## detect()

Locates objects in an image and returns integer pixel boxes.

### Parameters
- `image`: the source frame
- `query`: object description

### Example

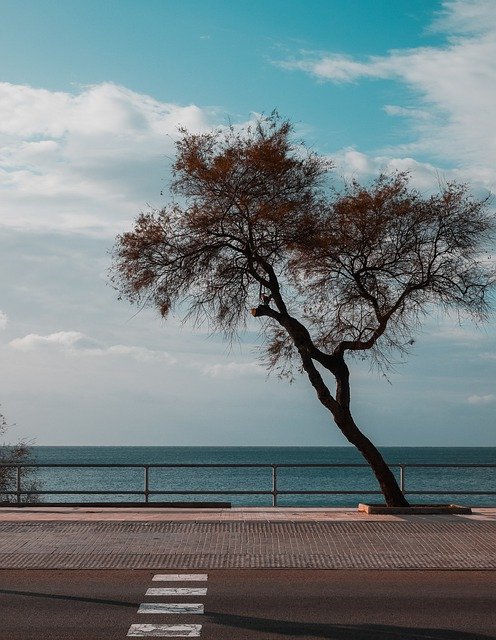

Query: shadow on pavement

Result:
[0,588,138,608]
[206,611,495,639]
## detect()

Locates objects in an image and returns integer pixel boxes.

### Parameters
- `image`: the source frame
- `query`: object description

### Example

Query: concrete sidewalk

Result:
[0,507,495,571]
[1,505,495,522]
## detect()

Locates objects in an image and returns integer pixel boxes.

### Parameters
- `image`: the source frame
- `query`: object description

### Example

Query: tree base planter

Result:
[358,503,472,515]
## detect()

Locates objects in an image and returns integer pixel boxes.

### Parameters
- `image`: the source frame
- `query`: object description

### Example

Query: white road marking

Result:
[152,574,208,582]
[127,624,201,637]
[145,587,207,596]
[138,603,204,614]
[128,574,208,636]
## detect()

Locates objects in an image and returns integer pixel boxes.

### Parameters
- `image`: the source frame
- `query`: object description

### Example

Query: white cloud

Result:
[383,105,432,121]
[9,331,87,350]
[467,393,495,405]
[9,330,176,363]
[427,317,491,344]
[432,0,496,34]
[0,82,209,143]
[200,361,264,378]
[0,310,7,330]
[281,0,496,190]
[85,344,176,364]
[287,54,382,83]
[0,82,215,236]
[331,148,448,190]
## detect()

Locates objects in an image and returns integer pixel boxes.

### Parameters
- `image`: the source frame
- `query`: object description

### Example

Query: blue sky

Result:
[0,0,495,446]
[0,1,442,154]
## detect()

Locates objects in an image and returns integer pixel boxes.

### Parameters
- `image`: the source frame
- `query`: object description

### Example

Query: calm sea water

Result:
[24,446,496,507]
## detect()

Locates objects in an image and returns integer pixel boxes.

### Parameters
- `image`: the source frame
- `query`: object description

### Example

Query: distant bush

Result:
[0,408,40,504]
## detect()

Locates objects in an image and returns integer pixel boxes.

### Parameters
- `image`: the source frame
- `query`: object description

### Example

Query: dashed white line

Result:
[152,574,208,582]
[127,623,202,637]
[138,603,204,614]
[145,587,207,597]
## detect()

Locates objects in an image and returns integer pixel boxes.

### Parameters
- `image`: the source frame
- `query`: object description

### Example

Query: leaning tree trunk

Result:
[333,361,409,507]
[296,341,409,507]
[334,410,409,507]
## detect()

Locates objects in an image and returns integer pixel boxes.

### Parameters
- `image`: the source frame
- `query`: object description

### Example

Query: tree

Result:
[111,116,495,507]
[0,407,39,504]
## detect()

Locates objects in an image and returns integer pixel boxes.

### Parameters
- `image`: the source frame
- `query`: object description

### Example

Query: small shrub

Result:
[0,408,40,504]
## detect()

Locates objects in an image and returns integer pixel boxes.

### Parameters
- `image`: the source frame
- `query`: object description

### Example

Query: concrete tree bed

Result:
[358,503,472,515]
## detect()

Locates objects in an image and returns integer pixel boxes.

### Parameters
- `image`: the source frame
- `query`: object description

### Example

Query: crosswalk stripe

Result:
[127,623,201,637]
[138,603,204,614]
[145,587,207,596]
[152,574,208,582]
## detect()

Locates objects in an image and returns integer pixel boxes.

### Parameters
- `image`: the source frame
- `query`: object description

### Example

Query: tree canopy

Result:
[111,115,495,506]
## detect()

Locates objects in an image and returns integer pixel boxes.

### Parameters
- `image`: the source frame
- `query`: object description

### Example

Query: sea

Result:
[18,446,496,507]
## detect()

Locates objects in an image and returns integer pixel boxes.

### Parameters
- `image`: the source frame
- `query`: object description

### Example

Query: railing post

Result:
[399,465,405,494]
[271,464,277,507]
[16,466,21,505]
[144,465,149,504]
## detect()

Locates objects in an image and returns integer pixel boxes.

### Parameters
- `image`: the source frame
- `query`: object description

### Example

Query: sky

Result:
[0,0,495,447]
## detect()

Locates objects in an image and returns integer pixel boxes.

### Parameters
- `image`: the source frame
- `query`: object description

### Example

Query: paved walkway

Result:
[0,507,495,571]
[1,506,495,522]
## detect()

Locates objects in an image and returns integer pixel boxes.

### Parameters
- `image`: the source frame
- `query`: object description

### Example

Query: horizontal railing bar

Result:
[0,463,277,468]
[387,464,496,468]
[404,490,496,495]
[148,490,271,495]
[6,489,495,496]
[0,490,274,496]
[271,490,384,495]
[3,489,495,496]
[149,490,382,495]
[1,462,495,468]
[0,463,385,469]
[0,489,144,496]
[271,463,496,469]
[0,463,389,469]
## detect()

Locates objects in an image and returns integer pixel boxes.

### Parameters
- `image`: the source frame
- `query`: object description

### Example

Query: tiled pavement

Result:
[0,508,495,570]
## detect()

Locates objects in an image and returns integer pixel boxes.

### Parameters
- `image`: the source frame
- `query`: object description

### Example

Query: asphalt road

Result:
[0,569,494,639]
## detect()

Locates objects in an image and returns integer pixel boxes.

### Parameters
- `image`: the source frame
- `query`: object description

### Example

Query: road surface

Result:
[0,569,494,639]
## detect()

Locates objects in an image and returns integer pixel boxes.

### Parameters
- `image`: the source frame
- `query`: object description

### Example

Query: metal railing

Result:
[0,462,495,506]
